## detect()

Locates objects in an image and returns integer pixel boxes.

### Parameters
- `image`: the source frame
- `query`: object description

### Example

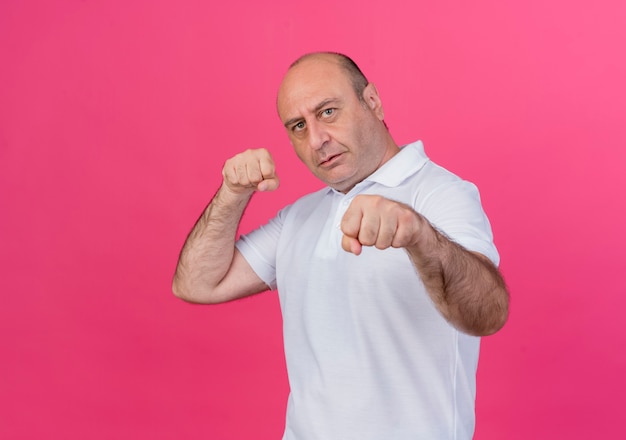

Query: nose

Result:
[307,120,330,151]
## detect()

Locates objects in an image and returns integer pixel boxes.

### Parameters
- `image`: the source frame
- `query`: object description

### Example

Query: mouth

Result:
[319,153,343,167]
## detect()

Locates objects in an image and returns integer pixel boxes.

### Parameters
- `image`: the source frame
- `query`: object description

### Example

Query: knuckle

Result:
[358,226,377,245]
[374,240,389,250]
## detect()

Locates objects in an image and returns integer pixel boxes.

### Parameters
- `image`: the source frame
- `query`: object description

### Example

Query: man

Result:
[173,52,509,439]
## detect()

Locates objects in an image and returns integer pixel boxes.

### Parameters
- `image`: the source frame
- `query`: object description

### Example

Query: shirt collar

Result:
[363,140,429,188]
[326,140,430,196]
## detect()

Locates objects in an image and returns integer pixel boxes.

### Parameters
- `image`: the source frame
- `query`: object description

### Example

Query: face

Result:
[277,55,398,193]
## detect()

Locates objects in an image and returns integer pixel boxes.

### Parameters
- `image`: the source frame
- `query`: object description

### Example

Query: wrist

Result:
[216,183,255,207]
[407,213,443,257]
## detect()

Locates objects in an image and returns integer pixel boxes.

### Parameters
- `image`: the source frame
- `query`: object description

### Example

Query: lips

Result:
[319,153,342,167]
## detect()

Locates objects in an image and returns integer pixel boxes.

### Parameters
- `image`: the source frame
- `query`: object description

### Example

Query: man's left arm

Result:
[341,195,509,336]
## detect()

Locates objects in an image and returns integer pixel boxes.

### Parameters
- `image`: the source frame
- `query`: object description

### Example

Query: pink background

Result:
[1,0,625,438]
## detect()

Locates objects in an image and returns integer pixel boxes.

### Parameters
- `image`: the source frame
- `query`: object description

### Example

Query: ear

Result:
[362,83,385,120]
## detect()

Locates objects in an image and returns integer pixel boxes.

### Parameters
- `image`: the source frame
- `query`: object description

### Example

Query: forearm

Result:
[172,184,253,303]
[406,219,509,336]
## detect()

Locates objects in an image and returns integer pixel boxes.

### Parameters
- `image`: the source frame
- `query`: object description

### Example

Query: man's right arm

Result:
[172,148,279,304]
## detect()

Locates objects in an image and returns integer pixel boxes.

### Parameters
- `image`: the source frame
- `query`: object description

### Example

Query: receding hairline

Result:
[286,52,369,100]
[288,51,353,67]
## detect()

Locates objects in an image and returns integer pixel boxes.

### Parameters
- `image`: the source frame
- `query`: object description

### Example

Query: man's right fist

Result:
[222,148,280,194]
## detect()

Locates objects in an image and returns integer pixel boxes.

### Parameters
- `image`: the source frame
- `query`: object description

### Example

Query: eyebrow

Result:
[283,98,341,128]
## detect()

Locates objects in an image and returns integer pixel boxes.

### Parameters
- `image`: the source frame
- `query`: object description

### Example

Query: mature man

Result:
[173,52,509,439]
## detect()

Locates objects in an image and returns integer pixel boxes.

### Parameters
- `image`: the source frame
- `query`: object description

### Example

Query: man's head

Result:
[277,52,398,193]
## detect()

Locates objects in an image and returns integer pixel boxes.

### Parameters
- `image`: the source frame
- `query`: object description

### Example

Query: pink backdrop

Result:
[1,1,625,438]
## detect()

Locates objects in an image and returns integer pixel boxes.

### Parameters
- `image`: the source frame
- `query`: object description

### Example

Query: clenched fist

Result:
[340,195,424,255]
[222,148,280,194]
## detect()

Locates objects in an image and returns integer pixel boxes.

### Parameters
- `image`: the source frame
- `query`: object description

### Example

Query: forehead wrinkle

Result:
[278,58,351,123]
[313,98,341,113]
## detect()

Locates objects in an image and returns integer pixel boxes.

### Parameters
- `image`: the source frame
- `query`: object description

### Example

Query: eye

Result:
[292,121,306,132]
[322,108,335,117]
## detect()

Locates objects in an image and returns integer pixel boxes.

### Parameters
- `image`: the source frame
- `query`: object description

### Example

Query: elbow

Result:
[472,289,510,337]
[477,308,508,336]
[460,314,507,337]
[172,279,190,301]
[455,287,509,337]
[172,278,195,303]
[493,300,510,334]
[171,276,218,305]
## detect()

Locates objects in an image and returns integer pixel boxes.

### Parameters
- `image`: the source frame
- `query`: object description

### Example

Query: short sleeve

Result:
[418,179,500,266]
[235,206,289,290]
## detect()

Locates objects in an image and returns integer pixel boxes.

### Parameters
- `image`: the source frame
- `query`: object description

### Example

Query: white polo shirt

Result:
[236,141,499,440]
